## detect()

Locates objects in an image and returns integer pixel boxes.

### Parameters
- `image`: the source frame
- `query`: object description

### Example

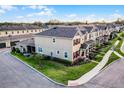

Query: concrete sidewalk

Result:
[113,51,123,58]
[68,40,119,86]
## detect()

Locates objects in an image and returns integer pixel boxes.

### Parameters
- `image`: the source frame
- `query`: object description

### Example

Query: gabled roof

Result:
[36,26,79,38]
[94,24,107,30]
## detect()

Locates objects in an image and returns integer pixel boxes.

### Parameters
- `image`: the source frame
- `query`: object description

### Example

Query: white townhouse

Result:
[34,26,83,63]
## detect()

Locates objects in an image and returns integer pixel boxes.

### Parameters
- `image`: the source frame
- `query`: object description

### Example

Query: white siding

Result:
[0,29,43,37]
[35,36,73,61]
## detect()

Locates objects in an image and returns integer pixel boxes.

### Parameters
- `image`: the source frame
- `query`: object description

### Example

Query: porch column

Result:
[5,40,11,48]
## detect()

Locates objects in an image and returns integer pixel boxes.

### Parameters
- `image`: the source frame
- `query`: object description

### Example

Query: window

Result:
[12,32,14,34]
[38,47,42,52]
[27,30,29,33]
[64,52,68,58]
[73,51,80,59]
[17,31,19,34]
[22,31,24,33]
[53,38,55,43]
[73,38,80,46]
[57,51,59,54]
[5,32,8,34]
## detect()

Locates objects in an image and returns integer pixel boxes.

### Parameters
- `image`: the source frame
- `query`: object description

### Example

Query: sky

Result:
[0,5,124,23]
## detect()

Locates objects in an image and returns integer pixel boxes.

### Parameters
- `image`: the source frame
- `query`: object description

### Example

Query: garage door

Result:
[0,43,6,48]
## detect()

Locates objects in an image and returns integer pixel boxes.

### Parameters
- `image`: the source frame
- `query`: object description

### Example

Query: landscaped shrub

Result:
[52,57,72,66]
[11,47,16,52]
[42,55,51,60]
[15,48,20,53]
[118,37,122,40]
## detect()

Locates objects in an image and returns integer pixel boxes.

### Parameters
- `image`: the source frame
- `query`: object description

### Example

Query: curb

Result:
[100,57,122,72]
[9,53,67,87]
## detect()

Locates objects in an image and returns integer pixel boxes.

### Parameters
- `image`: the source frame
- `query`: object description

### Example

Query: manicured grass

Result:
[11,52,97,85]
[93,31,124,63]
[114,39,124,56]
[93,37,118,62]
[104,52,120,67]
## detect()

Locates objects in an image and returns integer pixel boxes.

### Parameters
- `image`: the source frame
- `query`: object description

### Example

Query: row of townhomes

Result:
[34,23,124,63]
[0,24,48,48]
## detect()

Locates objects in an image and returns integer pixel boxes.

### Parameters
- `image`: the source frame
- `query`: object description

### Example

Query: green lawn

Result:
[11,52,97,85]
[93,36,118,62]
[104,52,120,67]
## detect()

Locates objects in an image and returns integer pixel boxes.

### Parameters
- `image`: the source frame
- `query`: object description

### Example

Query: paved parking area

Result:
[0,49,63,88]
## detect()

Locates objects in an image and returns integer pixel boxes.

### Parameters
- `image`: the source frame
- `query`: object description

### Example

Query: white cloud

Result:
[0,5,16,11]
[28,5,47,10]
[0,5,17,15]
[0,9,5,14]
[110,13,122,18]
[82,14,96,22]
[17,16,24,19]
[25,5,55,17]
[66,14,77,18]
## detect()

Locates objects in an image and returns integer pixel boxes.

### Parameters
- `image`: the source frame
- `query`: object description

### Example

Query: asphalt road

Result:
[77,44,124,88]
[0,48,64,88]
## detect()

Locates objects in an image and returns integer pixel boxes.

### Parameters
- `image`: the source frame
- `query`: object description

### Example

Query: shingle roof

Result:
[17,38,35,47]
[0,25,42,31]
[36,26,78,38]
[95,25,107,30]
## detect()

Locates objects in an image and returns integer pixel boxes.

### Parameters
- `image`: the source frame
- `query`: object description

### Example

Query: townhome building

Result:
[0,25,43,37]
[34,24,123,63]
[0,25,44,48]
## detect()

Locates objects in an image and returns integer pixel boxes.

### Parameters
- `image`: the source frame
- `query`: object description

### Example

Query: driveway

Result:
[0,48,64,88]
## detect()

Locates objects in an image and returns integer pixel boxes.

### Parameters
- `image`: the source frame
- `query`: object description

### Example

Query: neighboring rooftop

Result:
[16,38,35,47]
[0,25,42,31]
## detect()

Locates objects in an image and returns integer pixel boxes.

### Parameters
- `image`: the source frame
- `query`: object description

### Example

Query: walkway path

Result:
[68,40,119,86]
[113,51,123,58]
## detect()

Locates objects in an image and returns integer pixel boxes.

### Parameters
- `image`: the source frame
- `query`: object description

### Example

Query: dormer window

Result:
[53,38,55,43]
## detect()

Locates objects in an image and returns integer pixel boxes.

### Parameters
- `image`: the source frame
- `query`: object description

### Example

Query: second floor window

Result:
[53,38,55,43]
[73,38,80,46]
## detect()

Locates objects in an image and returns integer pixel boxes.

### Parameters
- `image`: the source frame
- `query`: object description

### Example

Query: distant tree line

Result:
[0,18,124,27]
